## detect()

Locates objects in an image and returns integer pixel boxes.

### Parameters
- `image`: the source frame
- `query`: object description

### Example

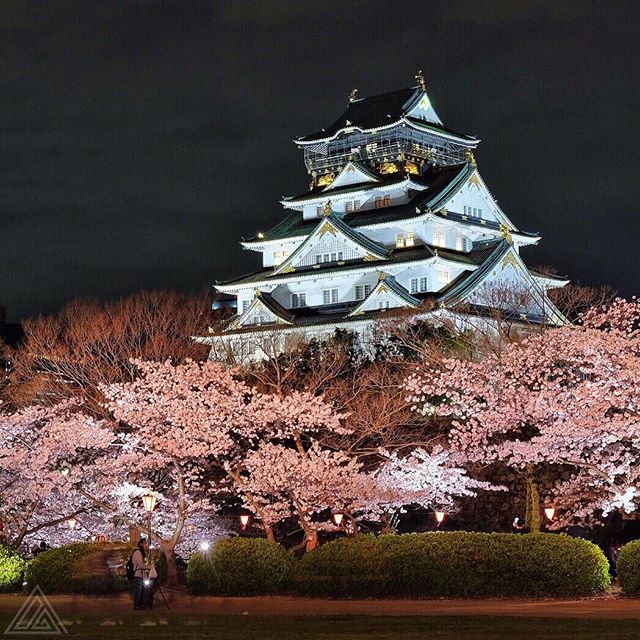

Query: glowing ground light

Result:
[239,514,250,530]
[332,512,344,527]
[435,511,446,526]
[67,518,77,530]
[544,507,555,521]
[199,541,210,551]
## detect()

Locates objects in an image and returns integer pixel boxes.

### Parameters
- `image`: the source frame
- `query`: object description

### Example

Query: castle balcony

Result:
[301,129,471,175]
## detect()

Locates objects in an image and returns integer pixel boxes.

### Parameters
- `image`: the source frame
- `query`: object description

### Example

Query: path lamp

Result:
[434,511,446,527]
[67,517,77,530]
[199,541,210,552]
[544,507,555,521]
[142,493,157,546]
[239,514,251,531]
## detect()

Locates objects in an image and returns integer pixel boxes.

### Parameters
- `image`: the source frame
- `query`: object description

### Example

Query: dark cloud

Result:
[1,0,639,319]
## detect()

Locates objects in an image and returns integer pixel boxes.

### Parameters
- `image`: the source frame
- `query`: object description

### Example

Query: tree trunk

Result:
[305,530,318,552]
[160,544,180,588]
[525,465,541,533]
[263,523,276,544]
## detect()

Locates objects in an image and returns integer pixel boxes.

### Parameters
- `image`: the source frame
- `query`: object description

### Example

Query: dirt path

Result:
[0,593,639,619]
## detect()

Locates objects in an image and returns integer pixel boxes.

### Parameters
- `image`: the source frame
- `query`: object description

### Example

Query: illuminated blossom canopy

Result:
[406,298,640,528]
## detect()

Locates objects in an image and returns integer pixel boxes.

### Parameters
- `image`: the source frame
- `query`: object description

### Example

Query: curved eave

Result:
[215,251,479,293]
[281,176,421,208]
[294,116,478,147]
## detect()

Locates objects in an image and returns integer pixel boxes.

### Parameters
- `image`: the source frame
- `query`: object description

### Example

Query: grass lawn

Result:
[0,615,639,639]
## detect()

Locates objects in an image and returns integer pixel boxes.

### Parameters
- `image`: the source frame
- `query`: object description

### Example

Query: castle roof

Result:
[296,86,477,144]
[218,239,499,289]
[247,163,538,245]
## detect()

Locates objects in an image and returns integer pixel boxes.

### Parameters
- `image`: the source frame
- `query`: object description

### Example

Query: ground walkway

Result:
[0,592,639,619]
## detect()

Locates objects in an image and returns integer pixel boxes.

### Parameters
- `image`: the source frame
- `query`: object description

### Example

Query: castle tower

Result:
[201,78,567,361]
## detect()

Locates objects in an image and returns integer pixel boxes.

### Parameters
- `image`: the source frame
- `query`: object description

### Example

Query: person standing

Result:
[131,538,152,610]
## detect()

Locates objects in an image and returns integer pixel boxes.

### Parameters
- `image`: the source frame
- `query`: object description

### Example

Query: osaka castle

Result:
[201,74,567,361]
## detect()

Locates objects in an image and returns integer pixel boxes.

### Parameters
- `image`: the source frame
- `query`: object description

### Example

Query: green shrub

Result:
[291,536,385,598]
[187,538,294,596]
[618,540,640,596]
[292,532,610,598]
[25,543,129,594]
[0,546,26,593]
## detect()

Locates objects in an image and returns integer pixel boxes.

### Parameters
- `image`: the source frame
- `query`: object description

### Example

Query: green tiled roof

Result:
[219,239,499,288]
[247,163,473,243]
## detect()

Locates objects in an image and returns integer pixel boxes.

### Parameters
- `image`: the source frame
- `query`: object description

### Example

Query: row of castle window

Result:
[396,231,415,248]
[315,251,344,264]
[273,250,290,265]
[396,231,467,251]
[463,205,482,218]
[244,270,450,315]
[323,288,339,305]
[316,194,391,216]
[355,284,373,300]
[291,292,307,308]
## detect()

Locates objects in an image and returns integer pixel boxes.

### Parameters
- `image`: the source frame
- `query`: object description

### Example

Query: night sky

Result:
[2,1,639,321]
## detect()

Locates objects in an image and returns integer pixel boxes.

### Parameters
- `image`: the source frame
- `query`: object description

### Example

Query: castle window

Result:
[396,233,405,248]
[344,200,361,213]
[323,288,339,305]
[378,300,390,310]
[242,300,250,313]
[433,231,445,247]
[405,231,415,247]
[437,268,451,285]
[455,237,468,252]
[383,195,391,206]
[316,206,324,216]
[273,250,289,265]
[410,277,428,294]
[355,284,372,300]
[291,292,306,308]
[375,197,383,208]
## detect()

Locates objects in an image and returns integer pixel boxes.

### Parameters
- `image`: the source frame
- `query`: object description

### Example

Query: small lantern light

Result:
[239,514,250,530]
[142,494,157,513]
[199,541,210,551]
[435,511,446,526]
[67,518,77,530]
[332,512,344,527]
[544,507,555,521]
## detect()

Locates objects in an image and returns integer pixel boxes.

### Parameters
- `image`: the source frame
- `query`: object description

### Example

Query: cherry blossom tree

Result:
[0,398,229,583]
[0,401,116,548]
[407,298,640,532]
[101,359,346,553]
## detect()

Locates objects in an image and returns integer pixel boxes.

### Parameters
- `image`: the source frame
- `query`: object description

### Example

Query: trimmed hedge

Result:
[0,546,27,593]
[618,540,640,596]
[25,543,128,594]
[292,532,610,598]
[187,538,294,596]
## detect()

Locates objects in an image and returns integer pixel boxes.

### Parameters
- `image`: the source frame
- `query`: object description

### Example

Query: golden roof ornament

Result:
[415,69,426,92]
[465,150,477,167]
[378,272,387,281]
[348,88,358,103]
[322,200,333,217]
[499,224,513,245]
